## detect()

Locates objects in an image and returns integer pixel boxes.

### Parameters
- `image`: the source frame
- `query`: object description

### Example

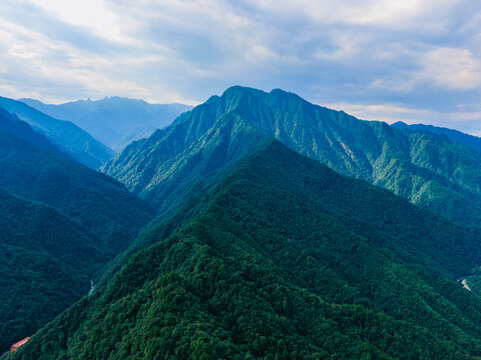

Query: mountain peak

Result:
[104,86,481,228]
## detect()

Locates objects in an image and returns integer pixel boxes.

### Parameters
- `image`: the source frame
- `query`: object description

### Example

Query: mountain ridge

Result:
[0,108,72,161]
[0,110,154,257]
[392,120,481,154]
[20,96,192,150]
[0,96,114,168]
[103,85,481,227]
[0,110,155,352]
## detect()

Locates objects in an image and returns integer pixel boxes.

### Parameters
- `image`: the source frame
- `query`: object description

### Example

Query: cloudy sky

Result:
[1,0,481,134]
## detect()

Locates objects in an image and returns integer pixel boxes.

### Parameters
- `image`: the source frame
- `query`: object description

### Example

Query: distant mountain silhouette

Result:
[20,96,192,150]
[392,121,481,154]
[0,107,72,160]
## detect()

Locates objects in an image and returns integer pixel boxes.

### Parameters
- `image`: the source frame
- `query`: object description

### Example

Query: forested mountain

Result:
[0,188,107,353]
[0,111,154,352]
[0,108,72,160]
[103,111,266,217]
[12,139,481,359]
[97,116,267,284]
[0,97,114,168]
[392,121,481,154]
[0,117,153,253]
[20,97,192,150]
[7,86,481,359]
[102,86,481,226]
[113,126,157,152]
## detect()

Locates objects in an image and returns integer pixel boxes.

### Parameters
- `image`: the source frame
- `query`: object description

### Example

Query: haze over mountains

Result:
[0,97,113,169]
[4,86,481,359]
[20,97,192,151]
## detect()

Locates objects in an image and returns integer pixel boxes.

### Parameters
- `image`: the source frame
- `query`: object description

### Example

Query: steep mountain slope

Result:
[105,113,266,215]
[392,121,481,154]
[0,114,154,353]
[0,117,154,255]
[0,108,72,160]
[0,97,114,168]
[96,116,265,285]
[113,125,157,151]
[0,188,108,353]
[20,97,192,149]
[103,86,481,226]
[13,140,481,360]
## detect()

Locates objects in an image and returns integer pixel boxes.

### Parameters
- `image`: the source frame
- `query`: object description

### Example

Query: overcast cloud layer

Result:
[1,0,481,134]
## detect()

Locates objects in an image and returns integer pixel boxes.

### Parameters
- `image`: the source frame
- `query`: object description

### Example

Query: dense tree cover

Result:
[103,86,481,226]
[0,114,154,353]
[103,110,267,217]
[13,140,481,359]
[0,108,72,160]
[96,184,214,287]
[0,117,154,253]
[96,117,270,286]
[0,97,114,168]
[0,188,108,352]
[20,97,192,149]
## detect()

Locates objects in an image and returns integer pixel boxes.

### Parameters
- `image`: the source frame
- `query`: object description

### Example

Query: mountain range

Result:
[20,97,192,150]
[4,86,481,359]
[102,86,481,227]
[0,97,114,169]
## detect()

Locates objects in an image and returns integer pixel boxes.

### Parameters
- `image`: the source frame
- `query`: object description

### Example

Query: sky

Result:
[1,0,481,134]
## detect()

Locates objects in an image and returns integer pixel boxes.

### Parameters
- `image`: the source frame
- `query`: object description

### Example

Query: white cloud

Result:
[420,47,481,90]
[324,101,481,136]
[242,0,456,31]
[29,0,132,43]
[325,102,435,123]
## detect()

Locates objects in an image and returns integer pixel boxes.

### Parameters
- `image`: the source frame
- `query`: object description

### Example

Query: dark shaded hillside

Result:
[15,140,481,360]
[20,97,192,150]
[393,121,481,154]
[0,123,154,254]
[103,86,481,226]
[0,108,72,160]
[0,188,107,353]
[96,114,267,285]
[0,113,154,353]
[0,96,114,168]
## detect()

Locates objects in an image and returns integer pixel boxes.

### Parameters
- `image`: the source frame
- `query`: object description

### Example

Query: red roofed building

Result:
[10,337,29,352]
